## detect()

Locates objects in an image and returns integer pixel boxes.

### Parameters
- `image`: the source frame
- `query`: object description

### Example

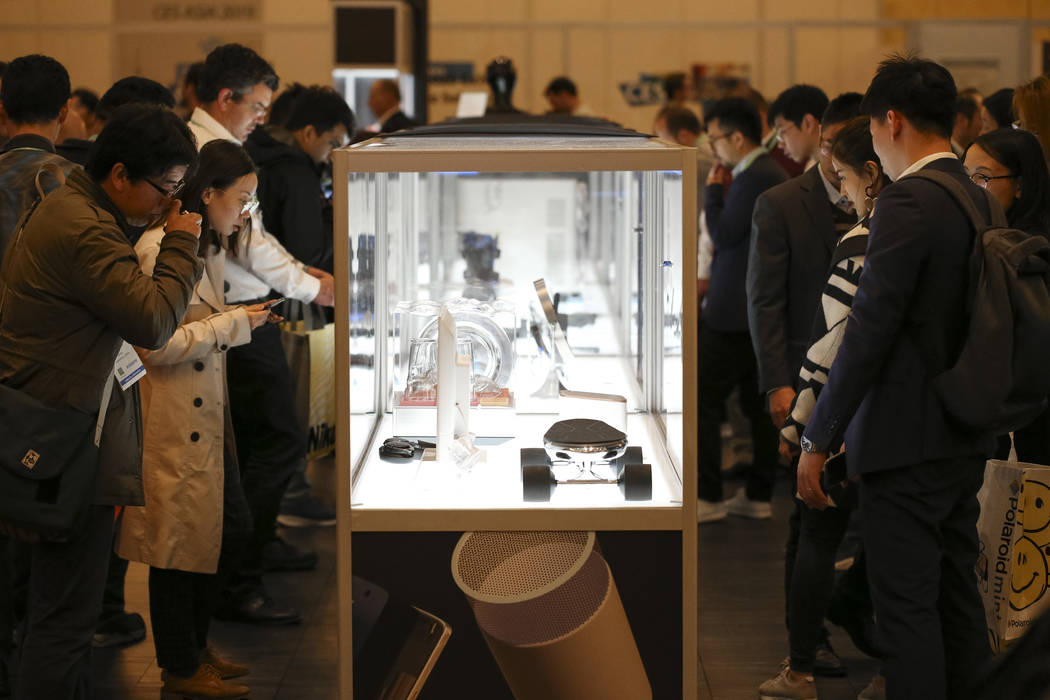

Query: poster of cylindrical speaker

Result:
[451,531,651,700]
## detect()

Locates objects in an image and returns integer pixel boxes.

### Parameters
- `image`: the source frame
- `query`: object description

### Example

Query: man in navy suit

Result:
[698,97,788,523]
[797,56,995,699]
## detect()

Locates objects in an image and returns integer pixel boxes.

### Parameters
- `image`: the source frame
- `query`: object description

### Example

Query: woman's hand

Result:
[244,302,281,329]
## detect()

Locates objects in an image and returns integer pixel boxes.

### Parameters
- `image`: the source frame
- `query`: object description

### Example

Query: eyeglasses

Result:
[969,172,1016,188]
[707,131,731,145]
[143,178,185,199]
[774,122,797,143]
[239,194,259,216]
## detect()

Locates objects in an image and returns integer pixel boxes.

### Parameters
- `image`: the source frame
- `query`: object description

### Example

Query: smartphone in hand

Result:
[820,453,857,509]
[265,297,286,311]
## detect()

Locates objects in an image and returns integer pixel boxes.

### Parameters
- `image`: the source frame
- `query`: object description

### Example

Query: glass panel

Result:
[347,173,378,473]
[660,170,684,468]
[344,157,686,510]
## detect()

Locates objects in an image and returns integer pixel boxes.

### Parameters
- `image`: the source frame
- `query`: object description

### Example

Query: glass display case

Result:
[332,126,698,699]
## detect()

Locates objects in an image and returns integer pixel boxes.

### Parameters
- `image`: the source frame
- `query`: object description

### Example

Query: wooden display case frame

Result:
[332,135,699,699]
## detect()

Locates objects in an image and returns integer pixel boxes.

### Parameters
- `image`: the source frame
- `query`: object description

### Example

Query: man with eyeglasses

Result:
[246,85,353,275]
[748,90,875,680]
[697,97,788,525]
[189,43,336,626]
[0,101,203,700]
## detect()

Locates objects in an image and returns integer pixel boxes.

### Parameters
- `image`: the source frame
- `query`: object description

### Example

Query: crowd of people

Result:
[0,43,378,699]
[675,58,1050,700]
[0,37,1048,700]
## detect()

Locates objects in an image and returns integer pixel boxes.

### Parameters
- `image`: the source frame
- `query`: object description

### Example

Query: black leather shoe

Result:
[813,638,848,678]
[261,536,318,572]
[224,592,301,626]
[827,604,882,659]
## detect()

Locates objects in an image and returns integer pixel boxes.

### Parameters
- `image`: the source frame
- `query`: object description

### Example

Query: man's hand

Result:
[164,199,202,238]
[797,450,830,510]
[697,277,710,300]
[769,386,796,429]
[306,266,335,307]
[706,164,731,186]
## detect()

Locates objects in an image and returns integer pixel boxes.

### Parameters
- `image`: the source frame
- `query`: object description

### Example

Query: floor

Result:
[89,466,880,699]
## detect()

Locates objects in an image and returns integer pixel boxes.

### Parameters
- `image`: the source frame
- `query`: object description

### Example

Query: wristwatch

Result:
[800,436,823,454]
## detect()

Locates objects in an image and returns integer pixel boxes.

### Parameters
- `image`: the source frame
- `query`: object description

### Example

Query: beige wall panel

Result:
[265,29,332,87]
[758,27,791,101]
[880,27,909,53]
[39,31,112,93]
[683,0,758,22]
[40,0,111,23]
[840,0,879,19]
[430,0,528,23]
[117,32,263,91]
[607,0,683,23]
[566,28,611,120]
[882,0,937,19]
[935,0,1028,17]
[838,28,884,95]
[264,0,328,24]
[531,0,606,23]
[683,28,758,66]
[793,28,841,95]
[527,28,565,113]
[760,0,838,21]
[0,31,39,61]
[1032,1,1050,19]
[0,0,37,23]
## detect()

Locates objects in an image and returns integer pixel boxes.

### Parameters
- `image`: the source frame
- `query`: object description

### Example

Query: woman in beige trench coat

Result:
[117,141,278,699]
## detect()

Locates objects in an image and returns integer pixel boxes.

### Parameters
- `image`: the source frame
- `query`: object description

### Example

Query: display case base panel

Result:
[351,412,682,511]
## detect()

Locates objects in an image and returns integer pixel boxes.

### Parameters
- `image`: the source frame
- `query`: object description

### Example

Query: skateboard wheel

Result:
[619,463,652,501]
[612,445,643,470]
[522,463,554,502]
[520,448,551,467]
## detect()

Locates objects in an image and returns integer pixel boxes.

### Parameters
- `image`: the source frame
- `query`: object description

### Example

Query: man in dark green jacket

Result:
[0,104,202,700]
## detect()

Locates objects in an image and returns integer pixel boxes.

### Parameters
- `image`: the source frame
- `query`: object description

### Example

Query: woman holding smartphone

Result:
[117,140,279,699]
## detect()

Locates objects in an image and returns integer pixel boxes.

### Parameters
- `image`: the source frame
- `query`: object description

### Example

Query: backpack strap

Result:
[33,161,67,201]
[898,168,1003,373]
[903,169,1007,228]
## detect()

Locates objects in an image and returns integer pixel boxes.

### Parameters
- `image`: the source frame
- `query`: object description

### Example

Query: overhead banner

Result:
[114,0,261,23]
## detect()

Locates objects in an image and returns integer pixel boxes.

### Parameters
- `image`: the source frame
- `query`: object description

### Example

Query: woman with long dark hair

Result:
[117,140,278,699]
[761,116,890,700]
[964,128,1050,465]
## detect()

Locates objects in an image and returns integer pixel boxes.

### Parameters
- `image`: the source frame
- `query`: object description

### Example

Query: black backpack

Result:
[905,170,1050,434]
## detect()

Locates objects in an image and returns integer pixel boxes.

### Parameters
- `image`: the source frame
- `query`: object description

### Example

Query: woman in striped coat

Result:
[760,116,891,700]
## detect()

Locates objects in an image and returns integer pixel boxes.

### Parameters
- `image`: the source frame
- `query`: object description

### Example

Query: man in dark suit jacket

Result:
[798,56,996,700]
[749,87,863,426]
[367,78,416,134]
[698,97,788,523]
